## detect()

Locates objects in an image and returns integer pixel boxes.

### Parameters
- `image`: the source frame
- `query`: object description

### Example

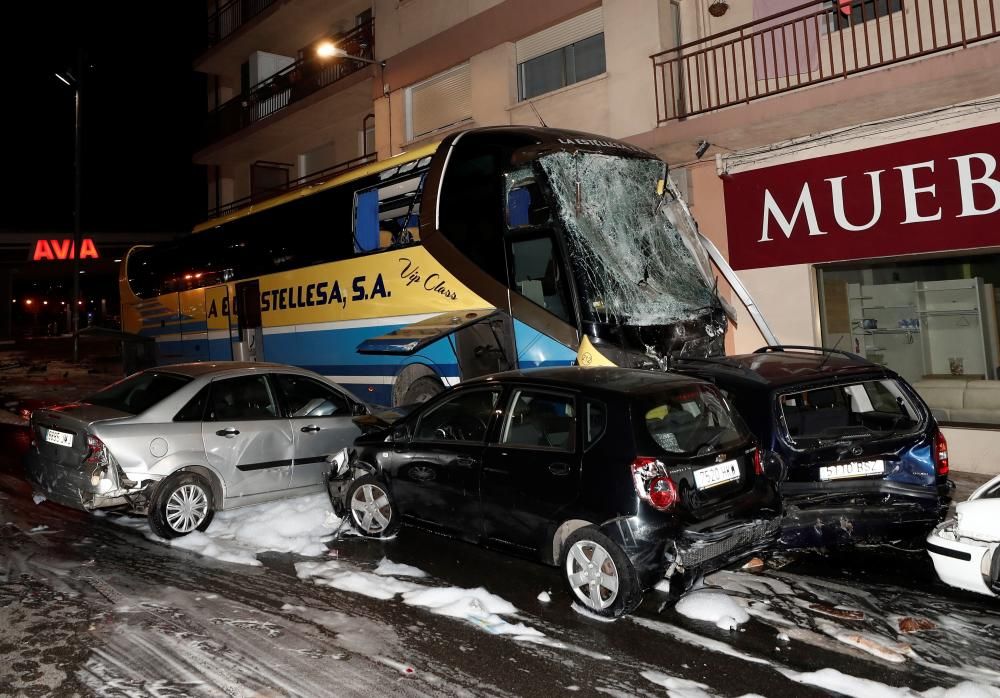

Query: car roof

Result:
[674,349,888,389]
[147,361,296,378]
[463,366,709,397]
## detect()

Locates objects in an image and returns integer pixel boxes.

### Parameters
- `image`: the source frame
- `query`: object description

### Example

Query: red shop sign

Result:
[722,122,1000,270]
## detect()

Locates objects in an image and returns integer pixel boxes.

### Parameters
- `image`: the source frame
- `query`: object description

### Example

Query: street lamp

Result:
[55,55,83,363]
[314,41,384,67]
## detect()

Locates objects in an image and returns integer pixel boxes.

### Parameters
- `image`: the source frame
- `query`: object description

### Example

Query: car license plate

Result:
[44,428,74,448]
[819,459,886,481]
[694,460,740,490]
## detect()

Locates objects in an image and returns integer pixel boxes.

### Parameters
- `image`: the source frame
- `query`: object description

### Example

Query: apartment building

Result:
[194,0,1000,471]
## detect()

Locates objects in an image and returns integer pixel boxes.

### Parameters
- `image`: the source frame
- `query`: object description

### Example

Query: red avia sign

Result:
[32,238,100,261]
[722,123,1000,270]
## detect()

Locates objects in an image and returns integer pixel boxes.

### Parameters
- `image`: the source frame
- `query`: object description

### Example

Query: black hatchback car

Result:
[327,367,779,618]
[673,346,953,549]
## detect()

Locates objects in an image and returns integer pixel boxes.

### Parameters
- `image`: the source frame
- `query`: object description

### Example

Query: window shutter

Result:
[408,63,472,139]
[515,7,603,64]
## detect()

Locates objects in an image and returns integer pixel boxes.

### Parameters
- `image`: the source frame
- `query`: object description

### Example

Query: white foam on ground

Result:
[631,616,771,665]
[641,669,717,698]
[402,586,544,638]
[537,591,552,603]
[781,668,1000,698]
[373,558,427,578]
[110,493,339,566]
[296,559,551,641]
[675,590,750,631]
[296,561,422,600]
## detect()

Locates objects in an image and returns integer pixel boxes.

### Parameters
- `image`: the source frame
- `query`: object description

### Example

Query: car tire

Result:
[148,472,215,539]
[561,527,641,618]
[401,376,444,405]
[345,475,400,538]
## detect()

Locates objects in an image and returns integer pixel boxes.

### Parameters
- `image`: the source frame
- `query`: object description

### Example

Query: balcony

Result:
[199,20,374,150]
[205,152,376,222]
[204,0,278,52]
[652,0,1000,123]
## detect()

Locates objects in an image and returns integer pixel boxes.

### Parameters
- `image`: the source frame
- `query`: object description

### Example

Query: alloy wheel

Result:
[164,484,209,534]
[350,483,392,534]
[565,539,620,611]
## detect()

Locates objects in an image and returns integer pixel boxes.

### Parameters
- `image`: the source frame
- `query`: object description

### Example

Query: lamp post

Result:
[314,41,385,67]
[55,52,83,363]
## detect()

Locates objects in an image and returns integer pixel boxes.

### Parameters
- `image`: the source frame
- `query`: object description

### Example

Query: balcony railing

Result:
[200,20,374,148]
[205,0,277,51]
[652,0,1000,123]
[207,152,377,221]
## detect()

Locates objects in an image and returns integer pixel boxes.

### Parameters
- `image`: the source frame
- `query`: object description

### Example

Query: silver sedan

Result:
[25,362,367,538]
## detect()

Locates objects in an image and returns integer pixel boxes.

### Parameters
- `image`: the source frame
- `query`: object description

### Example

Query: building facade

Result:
[194,0,1000,472]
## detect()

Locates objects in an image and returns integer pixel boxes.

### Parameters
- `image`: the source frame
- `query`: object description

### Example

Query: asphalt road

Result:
[2,421,999,698]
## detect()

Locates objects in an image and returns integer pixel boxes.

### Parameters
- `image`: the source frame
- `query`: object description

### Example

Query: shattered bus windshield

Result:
[537,152,719,327]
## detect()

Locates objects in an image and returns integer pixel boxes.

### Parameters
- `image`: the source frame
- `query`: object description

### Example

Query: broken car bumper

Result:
[25,450,135,512]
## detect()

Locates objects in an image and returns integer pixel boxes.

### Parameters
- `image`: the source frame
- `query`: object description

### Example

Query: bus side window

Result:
[354,189,380,253]
[354,171,426,254]
[510,235,572,324]
[506,182,548,229]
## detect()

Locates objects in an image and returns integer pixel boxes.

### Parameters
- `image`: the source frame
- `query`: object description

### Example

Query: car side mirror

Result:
[392,424,410,443]
[352,402,368,416]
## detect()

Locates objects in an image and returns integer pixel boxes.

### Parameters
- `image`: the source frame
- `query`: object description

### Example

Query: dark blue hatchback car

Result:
[673,346,953,549]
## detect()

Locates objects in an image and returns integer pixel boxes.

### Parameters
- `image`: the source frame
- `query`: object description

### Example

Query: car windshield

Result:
[536,151,719,326]
[85,371,192,415]
[778,378,924,443]
[639,385,748,457]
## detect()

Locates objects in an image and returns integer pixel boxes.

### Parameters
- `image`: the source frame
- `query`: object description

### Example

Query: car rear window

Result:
[778,378,925,443]
[85,371,192,415]
[638,385,749,457]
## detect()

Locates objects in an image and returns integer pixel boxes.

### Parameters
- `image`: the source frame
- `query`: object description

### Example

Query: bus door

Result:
[454,314,516,379]
[233,280,264,362]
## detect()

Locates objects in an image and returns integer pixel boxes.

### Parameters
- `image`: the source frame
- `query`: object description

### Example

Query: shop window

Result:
[515,8,605,101]
[818,255,1000,427]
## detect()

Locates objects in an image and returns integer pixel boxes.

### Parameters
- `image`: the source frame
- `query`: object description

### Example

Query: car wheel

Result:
[149,472,215,539]
[346,475,400,538]
[561,527,641,618]
[401,376,444,405]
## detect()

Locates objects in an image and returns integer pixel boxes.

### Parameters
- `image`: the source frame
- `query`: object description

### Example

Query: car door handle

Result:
[456,457,479,469]
[216,428,240,438]
[548,462,571,476]
[300,425,321,433]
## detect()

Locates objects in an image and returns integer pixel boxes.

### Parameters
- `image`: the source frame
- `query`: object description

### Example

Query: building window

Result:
[516,8,606,101]
[405,63,471,141]
[828,0,902,30]
[818,255,1000,427]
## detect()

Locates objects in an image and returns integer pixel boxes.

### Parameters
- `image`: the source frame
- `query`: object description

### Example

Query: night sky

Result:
[1,4,207,236]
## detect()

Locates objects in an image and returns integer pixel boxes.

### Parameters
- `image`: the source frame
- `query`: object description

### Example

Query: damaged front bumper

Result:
[24,449,150,513]
[778,479,953,549]
[927,521,1000,597]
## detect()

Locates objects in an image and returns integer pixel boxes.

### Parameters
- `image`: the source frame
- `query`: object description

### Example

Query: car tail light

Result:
[632,457,678,511]
[648,476,679,510]
[84,434,109,468]
[933,430,949,477]
[753,448,763,476]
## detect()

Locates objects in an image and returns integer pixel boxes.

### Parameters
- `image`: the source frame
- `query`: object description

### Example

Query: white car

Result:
[927,475,1000,597]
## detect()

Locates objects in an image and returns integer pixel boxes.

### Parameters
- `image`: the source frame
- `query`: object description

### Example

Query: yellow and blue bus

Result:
[120,126,729,406]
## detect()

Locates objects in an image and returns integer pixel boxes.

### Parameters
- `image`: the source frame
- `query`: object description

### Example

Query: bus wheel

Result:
[401,376,444,405]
